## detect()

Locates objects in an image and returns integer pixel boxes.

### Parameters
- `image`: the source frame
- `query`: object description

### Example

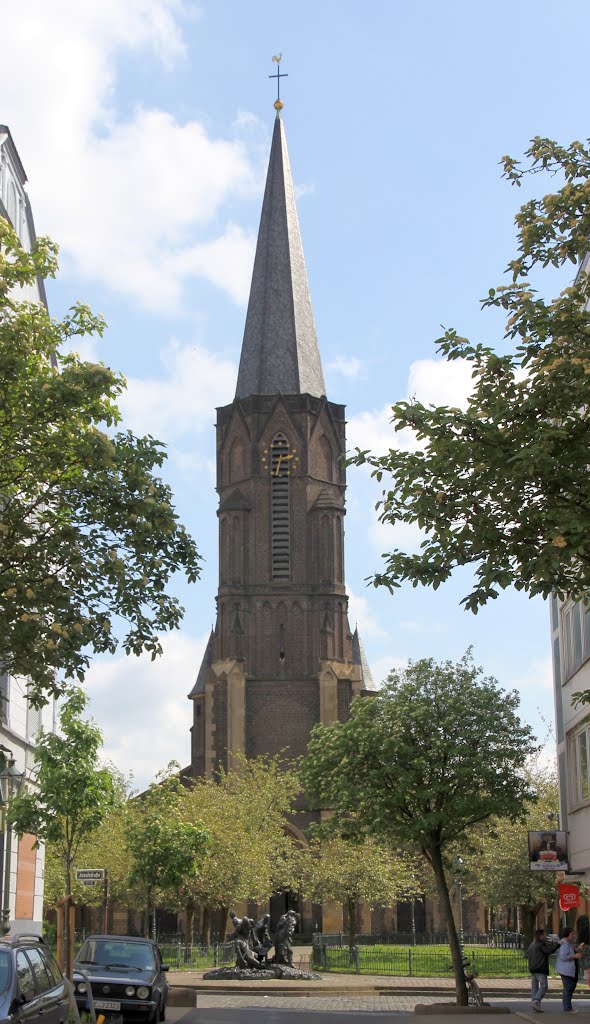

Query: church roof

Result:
[188,629,215,698]
[352,627,377,692]
[235,114,326,401]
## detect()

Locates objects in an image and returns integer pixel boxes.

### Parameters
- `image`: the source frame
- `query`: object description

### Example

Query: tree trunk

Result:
[347,897,358,951]
[200,904,210,945]
[64,853,73,981]
[218,905,228,942]
[145,886,152,938]
[186,897,195,948]
[520,905,540,950]
[430,841,468,1006]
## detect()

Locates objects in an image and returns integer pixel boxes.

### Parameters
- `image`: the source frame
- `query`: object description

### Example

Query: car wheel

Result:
[149,1001,161,1024]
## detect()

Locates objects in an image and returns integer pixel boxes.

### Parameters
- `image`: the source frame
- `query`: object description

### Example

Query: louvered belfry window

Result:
[271,433,291,579]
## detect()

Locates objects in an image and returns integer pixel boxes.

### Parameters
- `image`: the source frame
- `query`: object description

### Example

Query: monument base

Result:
[203,965,320,981]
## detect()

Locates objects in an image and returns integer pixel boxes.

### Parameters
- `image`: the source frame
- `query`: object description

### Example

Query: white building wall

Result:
[552,594,590,884]
[0,125,54,935]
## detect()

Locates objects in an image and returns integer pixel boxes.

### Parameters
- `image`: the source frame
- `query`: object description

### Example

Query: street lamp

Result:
[454,855,465,953]
[0,759,25,934]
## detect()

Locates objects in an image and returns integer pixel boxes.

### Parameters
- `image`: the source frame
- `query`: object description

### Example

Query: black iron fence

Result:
[311,940,549,978]
[313,930,524,949]
[159,941,235,970]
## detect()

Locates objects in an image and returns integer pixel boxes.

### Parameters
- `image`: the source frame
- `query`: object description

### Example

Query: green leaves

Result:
[347,137,590,612]
[301,652,537,854]
[0,216,201,702]
[10,687,119,892]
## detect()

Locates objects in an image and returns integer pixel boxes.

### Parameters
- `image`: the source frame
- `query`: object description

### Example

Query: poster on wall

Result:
[528,830,569,871]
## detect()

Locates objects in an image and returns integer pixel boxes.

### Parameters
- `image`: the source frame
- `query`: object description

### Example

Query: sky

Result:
[2,0,585,788]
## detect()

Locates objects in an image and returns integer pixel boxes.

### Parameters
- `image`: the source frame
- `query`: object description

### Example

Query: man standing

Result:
[526,928,560,1012]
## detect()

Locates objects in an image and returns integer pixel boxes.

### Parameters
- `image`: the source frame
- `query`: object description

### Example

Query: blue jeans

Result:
[531,973,548,1004]
[561,973,578,1011]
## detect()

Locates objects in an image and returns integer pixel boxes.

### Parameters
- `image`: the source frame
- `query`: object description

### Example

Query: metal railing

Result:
[159,941,235,970]
[313,930,524,949]
[311,941,549,978]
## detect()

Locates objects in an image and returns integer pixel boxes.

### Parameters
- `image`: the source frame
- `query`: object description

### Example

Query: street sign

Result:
[75,868,105,884]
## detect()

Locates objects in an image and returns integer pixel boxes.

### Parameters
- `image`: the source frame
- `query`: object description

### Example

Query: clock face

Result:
[261,442,301,476]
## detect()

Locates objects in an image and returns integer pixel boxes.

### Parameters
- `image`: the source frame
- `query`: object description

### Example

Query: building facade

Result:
[0,124,55,935]
[552,594,590,886]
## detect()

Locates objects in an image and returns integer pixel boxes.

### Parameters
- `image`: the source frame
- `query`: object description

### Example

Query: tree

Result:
[301,836,421,950]
[348,138,590,614]
[43,783,145,920]
[125,767,209,938]
[176,755,302,943]
[462,766,560,946]
[301,652,537,1005]
[10,688,118,976]
[0,216,201,703]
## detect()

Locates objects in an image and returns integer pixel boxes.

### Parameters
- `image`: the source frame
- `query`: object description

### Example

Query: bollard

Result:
[177,942,181,969]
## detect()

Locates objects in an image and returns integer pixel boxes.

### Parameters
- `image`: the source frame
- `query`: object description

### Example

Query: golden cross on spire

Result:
[269,54,287,111]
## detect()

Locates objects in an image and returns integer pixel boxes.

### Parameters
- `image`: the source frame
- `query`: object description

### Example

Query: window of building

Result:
[561,601,590,682]
[270,434,290,579]
[7,181,17,227]
[0,674,8,724]
[26,698,41,742]
[569,723,590,806]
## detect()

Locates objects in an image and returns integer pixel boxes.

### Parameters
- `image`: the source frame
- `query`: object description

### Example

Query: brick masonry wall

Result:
[246,679,320,761]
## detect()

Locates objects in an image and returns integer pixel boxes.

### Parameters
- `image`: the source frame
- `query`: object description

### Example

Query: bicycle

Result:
[462,956,484,1007]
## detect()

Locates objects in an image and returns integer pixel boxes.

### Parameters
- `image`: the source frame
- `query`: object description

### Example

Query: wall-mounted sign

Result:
[528,830,569,871]
[559,882,580,911]
[75,868,105,885]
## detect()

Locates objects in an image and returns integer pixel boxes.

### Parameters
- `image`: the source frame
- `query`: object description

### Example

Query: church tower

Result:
[189,108,375,782]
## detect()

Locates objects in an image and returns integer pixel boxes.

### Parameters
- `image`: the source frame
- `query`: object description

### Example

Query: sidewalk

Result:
[168,966,553,997]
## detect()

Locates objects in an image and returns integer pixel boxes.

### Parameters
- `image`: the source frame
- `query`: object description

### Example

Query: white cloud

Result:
[398,619,447,635]
[369,515,425,554]
[347,587,385,639]
[327,356,362,379]
[1,2,260,311]
[370,654,408,689]
[294,182,316,200]
[348,356,473,457]
[120,339,236,440]
[408,357,474,410]
[513,656,554,694]
[85,629,208,790]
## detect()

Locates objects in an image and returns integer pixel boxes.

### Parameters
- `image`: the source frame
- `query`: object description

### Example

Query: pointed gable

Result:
[235,114,326,400]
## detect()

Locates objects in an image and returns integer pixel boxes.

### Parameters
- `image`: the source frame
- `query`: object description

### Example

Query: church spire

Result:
[235,112,326,400]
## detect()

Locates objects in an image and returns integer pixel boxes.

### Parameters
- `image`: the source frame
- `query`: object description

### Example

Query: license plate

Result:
[93,1000,121,1011]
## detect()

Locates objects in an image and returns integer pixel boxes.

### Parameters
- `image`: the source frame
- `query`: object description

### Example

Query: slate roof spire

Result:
[235,112,326,400]
[352,627,377,692]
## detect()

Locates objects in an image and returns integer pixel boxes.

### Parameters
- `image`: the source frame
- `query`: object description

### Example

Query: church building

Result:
[188,105,375,805]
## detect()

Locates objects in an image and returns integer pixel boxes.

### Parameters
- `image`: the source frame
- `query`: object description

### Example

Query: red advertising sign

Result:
[558,882,580,912]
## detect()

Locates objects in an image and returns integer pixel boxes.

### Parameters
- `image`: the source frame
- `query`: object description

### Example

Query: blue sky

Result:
[2,0,585,785]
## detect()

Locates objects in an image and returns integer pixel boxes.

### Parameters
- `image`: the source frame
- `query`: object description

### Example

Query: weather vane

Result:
[269,54,287,111]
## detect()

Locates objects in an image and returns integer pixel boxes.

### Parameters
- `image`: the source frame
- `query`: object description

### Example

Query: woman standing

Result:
[556,927,585,1012]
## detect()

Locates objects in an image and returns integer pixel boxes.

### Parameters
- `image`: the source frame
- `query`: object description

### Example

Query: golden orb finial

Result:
[274,99,284,111]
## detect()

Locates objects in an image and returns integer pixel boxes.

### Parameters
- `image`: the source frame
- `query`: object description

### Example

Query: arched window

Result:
[271,433,291,579]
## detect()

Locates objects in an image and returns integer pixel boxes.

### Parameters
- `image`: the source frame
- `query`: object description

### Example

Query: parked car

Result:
[0,933,69,1024]
[73,935,168,1023]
